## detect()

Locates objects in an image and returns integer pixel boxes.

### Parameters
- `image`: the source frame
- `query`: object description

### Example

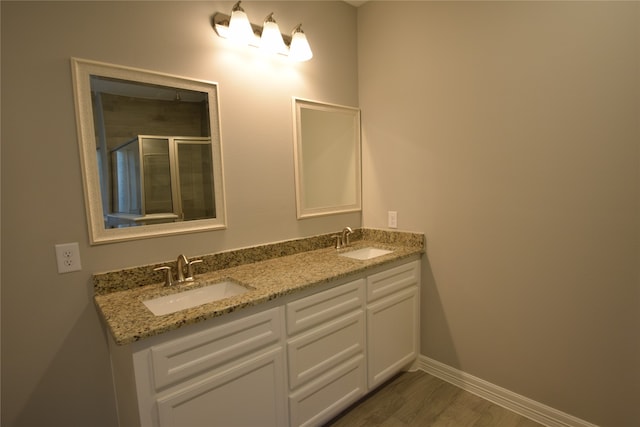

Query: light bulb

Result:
[228,2,253,45]
[289,25,313,62]
[260,13,287,55]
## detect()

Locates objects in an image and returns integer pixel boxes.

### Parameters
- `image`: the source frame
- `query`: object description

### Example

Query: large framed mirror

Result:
[71,58,226,244]
[293,98,361,219]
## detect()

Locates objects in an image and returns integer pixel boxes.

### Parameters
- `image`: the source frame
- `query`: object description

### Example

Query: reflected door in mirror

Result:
[177,141,215,221]
[107,136,214,228]
[142,137,174,215]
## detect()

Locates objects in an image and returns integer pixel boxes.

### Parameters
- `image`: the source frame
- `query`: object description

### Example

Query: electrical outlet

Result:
[55,242,82,273]
[388,211,398,229]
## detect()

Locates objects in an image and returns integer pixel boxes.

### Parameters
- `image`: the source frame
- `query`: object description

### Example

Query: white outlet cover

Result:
[388,211,398,229]
[55,242,82,273]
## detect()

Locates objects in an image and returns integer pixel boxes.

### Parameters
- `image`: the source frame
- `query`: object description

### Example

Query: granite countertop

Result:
[94,229,424,345]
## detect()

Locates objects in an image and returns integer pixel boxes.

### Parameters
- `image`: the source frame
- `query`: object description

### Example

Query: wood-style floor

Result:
[324,371,544,427]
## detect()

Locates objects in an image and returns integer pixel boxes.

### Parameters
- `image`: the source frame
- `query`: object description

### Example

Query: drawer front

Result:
[287,310,365,389]
[156,347,287,427]
[286,278,365,335]
[367,260,420,302]
[150,307,282,390]
[289,354,366,427]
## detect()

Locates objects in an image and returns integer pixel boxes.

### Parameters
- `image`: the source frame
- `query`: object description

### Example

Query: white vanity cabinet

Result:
[110,307,287,427]
[366,260,421,389]
[286,278,367,427]
[107,257,421,427]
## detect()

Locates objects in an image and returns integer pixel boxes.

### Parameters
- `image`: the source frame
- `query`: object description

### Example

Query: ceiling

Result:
[344,1,369,7]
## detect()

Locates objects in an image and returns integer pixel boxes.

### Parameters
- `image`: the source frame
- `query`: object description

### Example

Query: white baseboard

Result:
[415,355,599,427]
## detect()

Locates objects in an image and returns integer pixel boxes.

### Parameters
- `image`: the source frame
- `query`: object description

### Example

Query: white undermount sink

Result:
[339,247,393,260]
[143,281,250,316]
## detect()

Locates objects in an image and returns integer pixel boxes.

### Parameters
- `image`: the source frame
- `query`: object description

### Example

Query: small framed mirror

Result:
[292,98,361,219]
[71,58,226,244]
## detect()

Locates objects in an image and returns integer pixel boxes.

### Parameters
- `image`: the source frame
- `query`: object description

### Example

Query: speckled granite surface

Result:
[94,229,424,345]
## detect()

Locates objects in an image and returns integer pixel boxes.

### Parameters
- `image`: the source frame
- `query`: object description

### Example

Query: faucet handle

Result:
[186,259,203,281]
[333,235,343,250]
[154,266,174,287]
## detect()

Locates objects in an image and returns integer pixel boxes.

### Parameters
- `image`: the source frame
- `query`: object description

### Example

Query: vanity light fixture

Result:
[213,1,313,62]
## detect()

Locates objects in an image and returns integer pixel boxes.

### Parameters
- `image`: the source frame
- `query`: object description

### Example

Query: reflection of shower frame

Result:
[108,135,213,227]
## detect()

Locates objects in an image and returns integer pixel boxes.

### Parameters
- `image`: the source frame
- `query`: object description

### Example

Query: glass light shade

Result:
[260,21,287,54]
[228,10,253,45]
[289,31,313,62]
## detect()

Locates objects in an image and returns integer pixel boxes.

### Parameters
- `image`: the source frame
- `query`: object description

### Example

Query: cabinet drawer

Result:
[286,278,365,335]
[149,307,282,390]
[367,260,420,302]
[289,354,366,427]
[287,310,364,389]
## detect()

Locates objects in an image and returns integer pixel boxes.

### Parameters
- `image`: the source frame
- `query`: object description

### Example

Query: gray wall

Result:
[358,2,639,426]
[1,2,359,426]
[3,1,639,427]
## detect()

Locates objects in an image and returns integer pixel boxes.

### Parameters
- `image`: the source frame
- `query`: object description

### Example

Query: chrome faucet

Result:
[341,226,353,247]
[176,254,189,283]
[335,226,354,249]
[154,254,203,287]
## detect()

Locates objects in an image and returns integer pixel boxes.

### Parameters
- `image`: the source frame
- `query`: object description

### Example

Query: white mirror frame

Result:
[71,58,227,244]
[293,97,362,219]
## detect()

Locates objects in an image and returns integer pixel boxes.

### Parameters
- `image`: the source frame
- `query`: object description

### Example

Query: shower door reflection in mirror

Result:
[108,136,215,227]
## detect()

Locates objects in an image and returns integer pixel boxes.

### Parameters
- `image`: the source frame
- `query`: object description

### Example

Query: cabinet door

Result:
[156,347,287,427]
[367,286,419,389]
